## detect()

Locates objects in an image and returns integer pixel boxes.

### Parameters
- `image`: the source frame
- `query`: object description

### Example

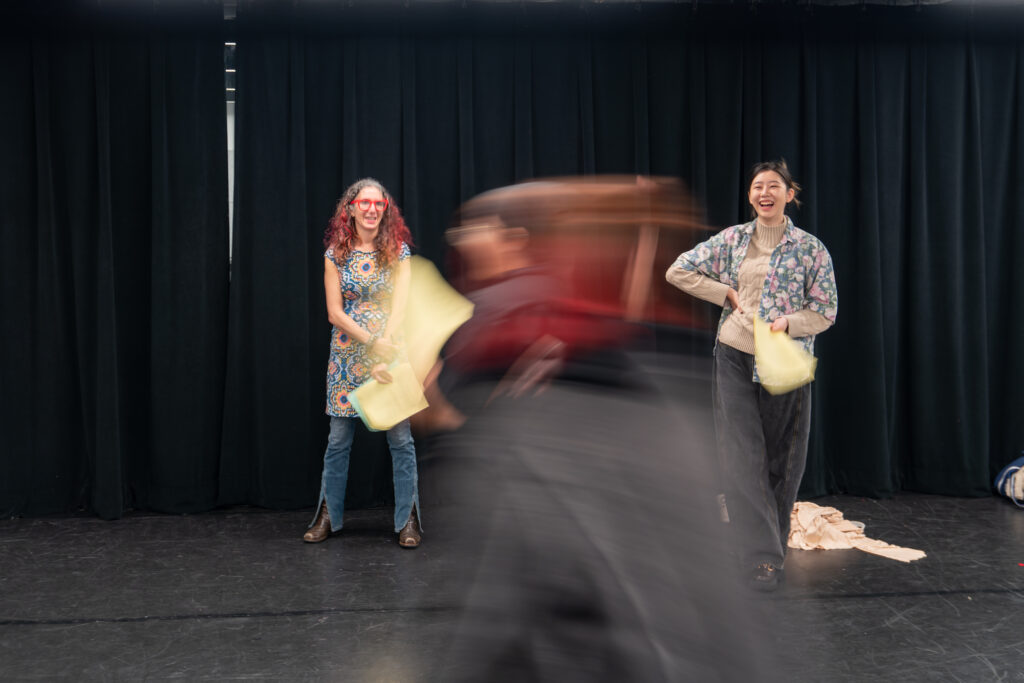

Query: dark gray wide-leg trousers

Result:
[712,342,812,568]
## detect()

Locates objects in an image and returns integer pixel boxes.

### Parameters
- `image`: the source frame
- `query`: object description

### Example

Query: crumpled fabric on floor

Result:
[788,501,927,562]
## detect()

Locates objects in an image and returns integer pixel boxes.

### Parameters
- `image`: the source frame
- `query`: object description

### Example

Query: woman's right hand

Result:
[725,288,744,313]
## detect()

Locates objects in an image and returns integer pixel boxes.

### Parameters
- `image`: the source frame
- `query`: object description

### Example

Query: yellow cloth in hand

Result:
[401,256,475,380]
[349,362,429,432]
[350,257,474,431]
[753,315,817,395]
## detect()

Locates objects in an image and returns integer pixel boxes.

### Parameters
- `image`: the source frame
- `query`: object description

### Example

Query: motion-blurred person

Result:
[304,178,423,548]
[422,179,782,682]
[666,160,838,590]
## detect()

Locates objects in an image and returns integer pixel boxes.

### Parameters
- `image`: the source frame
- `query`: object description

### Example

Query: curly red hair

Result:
[323,178,413,267]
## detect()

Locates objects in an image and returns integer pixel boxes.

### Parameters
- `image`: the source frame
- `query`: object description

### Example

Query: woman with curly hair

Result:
[303,177,422,548]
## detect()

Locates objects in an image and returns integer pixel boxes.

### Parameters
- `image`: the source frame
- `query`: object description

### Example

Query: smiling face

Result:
[349,185,387,236]
[748,170,795,225]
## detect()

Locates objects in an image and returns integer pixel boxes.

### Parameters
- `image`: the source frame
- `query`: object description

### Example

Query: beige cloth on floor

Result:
[788,501,926,563]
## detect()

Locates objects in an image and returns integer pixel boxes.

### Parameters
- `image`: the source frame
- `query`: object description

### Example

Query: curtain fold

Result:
[220,36,316,508]
[146,34,230,513]
[227,4,1023,509]
[0,8,227,518]
[2,3,1022,518]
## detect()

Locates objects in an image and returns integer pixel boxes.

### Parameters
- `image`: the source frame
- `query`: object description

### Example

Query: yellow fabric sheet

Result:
[400,256,475,381]
[350,257,474,431]
[753,315,817,395]
[349,362,430,432]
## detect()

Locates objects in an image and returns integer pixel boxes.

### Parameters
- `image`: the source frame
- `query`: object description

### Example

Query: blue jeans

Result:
[311,416,420,533]
[713,343,811,568]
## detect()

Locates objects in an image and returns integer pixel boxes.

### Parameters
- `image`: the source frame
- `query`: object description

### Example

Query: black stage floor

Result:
[2,494,1023,681]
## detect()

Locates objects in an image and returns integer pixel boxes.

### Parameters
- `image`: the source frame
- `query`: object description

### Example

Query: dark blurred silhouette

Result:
[418,177,783,682]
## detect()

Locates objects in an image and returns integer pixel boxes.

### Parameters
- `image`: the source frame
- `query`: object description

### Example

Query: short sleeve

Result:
[398,243,411,261]
[324,247,340,269]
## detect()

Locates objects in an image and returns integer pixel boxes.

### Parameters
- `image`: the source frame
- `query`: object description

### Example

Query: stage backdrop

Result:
[0,3,229,519]
[3,1,1023,518]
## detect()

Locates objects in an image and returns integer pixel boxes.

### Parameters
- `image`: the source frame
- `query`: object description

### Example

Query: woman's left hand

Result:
[771,316,789,333]
[370,363,393,384]
[370,337,399,363]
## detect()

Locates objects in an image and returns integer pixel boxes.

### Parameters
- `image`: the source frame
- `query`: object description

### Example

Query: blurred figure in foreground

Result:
[420,178,783,682]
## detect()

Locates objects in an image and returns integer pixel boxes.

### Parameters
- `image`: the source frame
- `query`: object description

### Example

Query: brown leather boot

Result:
[398,506,421,549]
[303,502,332,543]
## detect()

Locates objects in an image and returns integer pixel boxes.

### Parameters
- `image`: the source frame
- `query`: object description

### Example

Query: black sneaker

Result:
[750,562,781,592]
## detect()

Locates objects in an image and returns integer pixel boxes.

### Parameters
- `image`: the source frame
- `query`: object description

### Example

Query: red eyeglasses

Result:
[349,198,389,213]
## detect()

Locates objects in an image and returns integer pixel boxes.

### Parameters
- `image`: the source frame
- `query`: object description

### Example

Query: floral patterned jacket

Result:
[672,217,838,373]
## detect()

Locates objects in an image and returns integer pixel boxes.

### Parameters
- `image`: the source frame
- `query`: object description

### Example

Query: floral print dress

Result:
[324,243,411,417]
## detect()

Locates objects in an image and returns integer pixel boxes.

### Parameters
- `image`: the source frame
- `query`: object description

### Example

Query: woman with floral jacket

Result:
[666,160,838,591]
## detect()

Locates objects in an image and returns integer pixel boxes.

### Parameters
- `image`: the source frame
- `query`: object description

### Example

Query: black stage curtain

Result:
[226,2,1024,512]
[3,3,1023,519]
[0,4,228,518]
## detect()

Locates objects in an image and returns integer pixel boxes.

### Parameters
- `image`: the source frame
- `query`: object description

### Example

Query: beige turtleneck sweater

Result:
[668,221,832,355]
